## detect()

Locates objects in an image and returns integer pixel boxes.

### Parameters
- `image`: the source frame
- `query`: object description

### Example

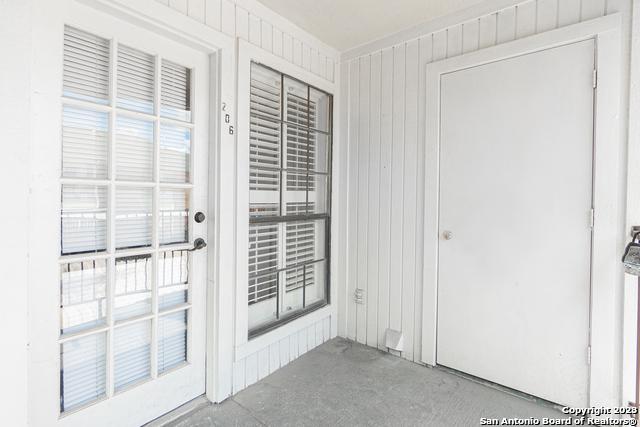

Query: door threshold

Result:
[435,365,564,411]
[145,395,211,426]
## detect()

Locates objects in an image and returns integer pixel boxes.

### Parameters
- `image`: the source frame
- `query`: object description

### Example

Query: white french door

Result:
[29,3,210,426]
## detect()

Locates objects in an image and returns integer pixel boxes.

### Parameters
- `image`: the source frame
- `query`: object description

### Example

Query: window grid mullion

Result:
[151,53,161,379]
[106,36,118,399]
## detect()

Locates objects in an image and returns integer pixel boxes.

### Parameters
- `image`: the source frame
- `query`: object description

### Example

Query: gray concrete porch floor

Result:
[163,338,562,427]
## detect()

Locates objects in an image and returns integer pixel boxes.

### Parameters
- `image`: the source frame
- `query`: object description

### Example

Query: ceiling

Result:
[256,0,486,52]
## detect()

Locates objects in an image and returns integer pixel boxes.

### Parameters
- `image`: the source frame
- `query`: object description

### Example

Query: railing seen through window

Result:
[247,62,332,337]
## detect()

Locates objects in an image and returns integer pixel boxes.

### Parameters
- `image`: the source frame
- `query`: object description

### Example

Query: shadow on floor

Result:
[164,338,561,426]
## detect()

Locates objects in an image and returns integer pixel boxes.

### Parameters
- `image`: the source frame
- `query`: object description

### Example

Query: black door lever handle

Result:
[188,238,207,251]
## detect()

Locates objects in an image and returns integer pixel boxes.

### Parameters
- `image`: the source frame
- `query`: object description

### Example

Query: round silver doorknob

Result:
[442,231,453,240]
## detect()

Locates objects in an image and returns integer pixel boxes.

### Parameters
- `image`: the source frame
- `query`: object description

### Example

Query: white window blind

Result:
[115,187,153,250]
[160,123,191,183]
[60,332,107,413]
[62,106,109,179]
[114,320,151,392]
[250,63,281,192]
[60,259,107,335]
[159,189,189,245]
[63,26,110,104]
[114,254,152,321]
[61,185,108,255]
[161,59,191,122]
[158,250,189,310]
[285,203,315,291]
[117,44,155,114]
[115,116,154,182]
[248,223,279,304]
[158,310,188,374]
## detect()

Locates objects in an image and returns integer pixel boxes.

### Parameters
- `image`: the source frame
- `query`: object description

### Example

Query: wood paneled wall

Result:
[232,316,332,393]
[155,0,337,82]
[340,0,627,364]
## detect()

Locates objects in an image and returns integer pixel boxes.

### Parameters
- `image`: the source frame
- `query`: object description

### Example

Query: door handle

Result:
[442,230,453,240]
[188,238,207,251]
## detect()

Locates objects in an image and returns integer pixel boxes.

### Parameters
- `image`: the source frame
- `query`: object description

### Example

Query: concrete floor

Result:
[163,338,562,427]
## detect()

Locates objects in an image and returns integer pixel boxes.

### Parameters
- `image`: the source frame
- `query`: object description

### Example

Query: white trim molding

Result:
[421,14,624,408]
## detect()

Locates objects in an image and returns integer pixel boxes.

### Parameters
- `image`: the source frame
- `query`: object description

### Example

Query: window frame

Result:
[247,62,333,338]
[236,41,337,350]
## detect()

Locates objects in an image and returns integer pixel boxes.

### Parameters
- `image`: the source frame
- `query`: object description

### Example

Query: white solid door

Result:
[29,3,210,426]
[437,40,595,407]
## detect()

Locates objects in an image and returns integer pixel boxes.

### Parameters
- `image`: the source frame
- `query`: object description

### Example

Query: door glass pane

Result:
[61,185,107,255]
[158,250,189,310]
[160,123,191,183]
[115,187,153,250]
[62,106,109,179]
[159,189,189,245]
[60,259,107,335]
[158,310,188,374]
[116,116,154,182]
[114,254,152,321]
[161,60,191,122]
[117,44,154,114]
[114,320,151,392]
[60,332,107,413]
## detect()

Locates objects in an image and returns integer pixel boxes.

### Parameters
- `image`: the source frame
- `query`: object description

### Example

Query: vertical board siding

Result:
[462,19,480,53]
[342,0,615,363]
[479,13,498,49]
[205,0,222,30]
[221,0,235,36]
[389,44,405,337]
[515,1,537,39]
[232,316,332,393]
[356,55,370,344]
[496,6,517,43]
[154,0,337,82]
[401,39,419,362]
[414,34,433,364]
[366,51,381,348]
[346,59,360,340]
[188,0,206,22]
[377,47,394,349]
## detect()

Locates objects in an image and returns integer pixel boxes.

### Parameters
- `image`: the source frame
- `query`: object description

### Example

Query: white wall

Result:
[0,1,33,425]
[155,0,336,82]
[338,0,634,406]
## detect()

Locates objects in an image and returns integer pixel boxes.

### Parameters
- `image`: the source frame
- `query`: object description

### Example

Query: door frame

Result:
[421,14,623,407]
[27,1,237,424]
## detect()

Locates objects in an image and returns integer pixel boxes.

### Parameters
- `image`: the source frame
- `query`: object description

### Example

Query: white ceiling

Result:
[257,0,486,52]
